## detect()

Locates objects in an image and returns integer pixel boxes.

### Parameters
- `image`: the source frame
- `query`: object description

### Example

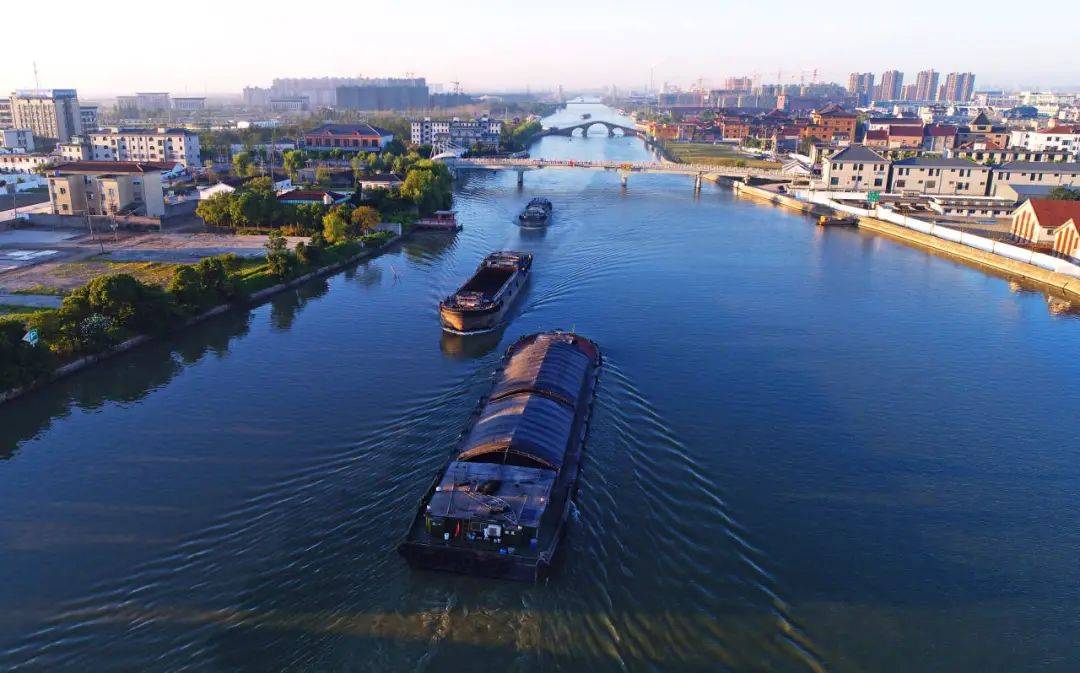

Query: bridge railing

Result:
[452,157,788,178]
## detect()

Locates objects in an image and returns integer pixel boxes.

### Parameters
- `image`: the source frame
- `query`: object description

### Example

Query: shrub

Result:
[0,319,56,390]
[265,231,294,278]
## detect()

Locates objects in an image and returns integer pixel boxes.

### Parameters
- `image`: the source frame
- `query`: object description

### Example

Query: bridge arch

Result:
[541,121,642,139]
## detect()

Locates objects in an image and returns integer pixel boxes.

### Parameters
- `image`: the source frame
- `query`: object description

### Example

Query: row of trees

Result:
[501,119,544,152]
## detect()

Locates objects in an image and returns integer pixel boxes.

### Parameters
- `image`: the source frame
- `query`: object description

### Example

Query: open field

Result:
[666,143,782,169]
[2,260,182,294]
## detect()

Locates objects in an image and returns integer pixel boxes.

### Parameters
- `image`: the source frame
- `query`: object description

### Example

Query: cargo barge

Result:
[398,331,602,581]
[518,198,552,227]
[439,251,532,334]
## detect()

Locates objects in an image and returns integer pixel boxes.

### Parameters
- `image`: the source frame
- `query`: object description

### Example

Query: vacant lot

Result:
[2,259,182,294]
[667,143,781,169]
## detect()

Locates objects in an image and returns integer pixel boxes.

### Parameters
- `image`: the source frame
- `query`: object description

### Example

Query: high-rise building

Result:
[725,77,754,92]
[336,78,429,111]
[901,84,918,101]
[848,73,875,103]
[942,72,976,102]
[914,70,940,101]
[880,70,904,100]
[9,89,82,142]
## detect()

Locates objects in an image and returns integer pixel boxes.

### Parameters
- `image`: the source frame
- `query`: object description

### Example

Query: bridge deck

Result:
[450,157,789,180]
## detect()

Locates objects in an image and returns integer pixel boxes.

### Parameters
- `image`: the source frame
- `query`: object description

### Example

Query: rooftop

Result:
[893,156,984,169]
[1024,199,1080,227]
[998,161,1080,173]
[305,123,392,137]
[53,161,177,174]
[829,144,887,163]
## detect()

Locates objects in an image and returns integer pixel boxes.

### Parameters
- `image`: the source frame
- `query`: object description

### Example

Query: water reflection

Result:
[401,231,459,265]
[439,328,503,360]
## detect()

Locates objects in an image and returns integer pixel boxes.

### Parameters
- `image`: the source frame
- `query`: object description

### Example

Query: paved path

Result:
[0,293,62,308]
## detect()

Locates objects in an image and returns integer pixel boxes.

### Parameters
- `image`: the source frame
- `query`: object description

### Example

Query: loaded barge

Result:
[439,251,532,334]
[518,198,552,227]
[398,331,602,581]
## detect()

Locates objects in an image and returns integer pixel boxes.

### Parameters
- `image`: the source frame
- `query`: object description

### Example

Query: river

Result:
[1,102,1079,672]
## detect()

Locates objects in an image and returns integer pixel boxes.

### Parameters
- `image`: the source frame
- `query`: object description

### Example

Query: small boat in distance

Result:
[439,251,532,334]
[518,198,552,227]
[398,331,602,581]
[817,215,857,227]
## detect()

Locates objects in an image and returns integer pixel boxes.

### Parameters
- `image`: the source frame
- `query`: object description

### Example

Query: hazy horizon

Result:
[4,1,1079,97]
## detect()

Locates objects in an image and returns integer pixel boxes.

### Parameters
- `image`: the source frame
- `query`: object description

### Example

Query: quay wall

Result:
[732,182,1080,300]
[0,235,403,407]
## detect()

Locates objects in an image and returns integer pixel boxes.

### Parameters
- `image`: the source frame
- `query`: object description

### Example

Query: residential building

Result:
[991,162,1080,197]
[885,125,924,149]
[357,173,403,192]
[1,129,34,152]
[336,78,430,111]
[901,84,919,101]
[800,105,857,143]
[0,99,11,128]
[1053,219,1080,260]
[58,137,92,161]
[914,70,940,101]
[947,147,1073,166]
[9,89,82,143]
[928,195,1016,218]
[823,145,890,190]
[172,97,206,113]
[889,157,990,196]
[115,96,138,117]
[848,73,875,103]
[89,128,201,167]
[411,117,502,152]
[269,96,309,112]
[1009,125,1080,152]
[942,73,976,102]
[956,111,1009,150]
[864,129,889,149]
[923,124,958,151]
[302,123,394,152]
[0,153,54,174]
[276,188,350,206]
[724,77,754,92]
[880,70,904,100]
[79,105,99,131]
[1010,199,1080,246]
[46,161,171,217]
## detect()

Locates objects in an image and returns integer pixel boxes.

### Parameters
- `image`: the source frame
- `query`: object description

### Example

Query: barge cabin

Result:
[398,332,602,581]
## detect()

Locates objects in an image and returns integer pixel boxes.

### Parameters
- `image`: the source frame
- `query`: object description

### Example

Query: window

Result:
[830,177,839,186]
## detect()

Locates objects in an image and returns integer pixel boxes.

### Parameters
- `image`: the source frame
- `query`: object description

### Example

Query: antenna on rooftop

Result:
[33,61,40,89]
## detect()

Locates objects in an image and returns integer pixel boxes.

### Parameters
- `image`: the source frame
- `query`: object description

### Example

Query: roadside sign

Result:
[22,329,38,346]
[867,191,881,204]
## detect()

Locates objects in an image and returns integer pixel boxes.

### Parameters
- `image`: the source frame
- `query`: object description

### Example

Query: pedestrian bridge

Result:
[445,156,790,189]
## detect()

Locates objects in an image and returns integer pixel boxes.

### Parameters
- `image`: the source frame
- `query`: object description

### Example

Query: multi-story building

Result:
[914,70,940,101]
[823,145,890,190]
[1009,125,1080,152]
[269,96,309,112]
[0,98,11,128]
[724,77,754,92]
[901,84,918,101]
[946,147,1074,165]
[800,105,857,143]
[302,123,394,152]
[1,129,35,152]
[172,97,206,113]
[848,73,875,103]
[46,161,169,217]
[941,73,976,102]
[991,161,1080,197]
[411,117,502,152]
[58,137,92,161]
[334,78,429,111]
[134,92,171,113]
[89,128,202,167]
[880,70,904,101]
[0,152,53,174]
[889,157,991,196]
[9,89,82,143]
[79,105,99,131]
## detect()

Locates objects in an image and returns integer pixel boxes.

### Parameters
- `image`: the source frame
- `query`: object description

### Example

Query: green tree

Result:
[315,166,332,185]
[283,150,307,180]
[232,151,254,178]
[265,230,293,278]
[246,176,274,193]
[0,319,55,390]
[195,192,233,227]
[400,160,453,215]
[1047,186,1080,201]
[322,207,349,244]
[351,205,380,234]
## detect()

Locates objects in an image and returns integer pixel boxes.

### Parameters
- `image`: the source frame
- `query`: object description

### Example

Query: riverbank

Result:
[0,233,404,407]
[733,182,1080,301]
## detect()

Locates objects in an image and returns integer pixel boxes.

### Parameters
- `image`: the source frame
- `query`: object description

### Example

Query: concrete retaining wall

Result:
[0,234,403,407]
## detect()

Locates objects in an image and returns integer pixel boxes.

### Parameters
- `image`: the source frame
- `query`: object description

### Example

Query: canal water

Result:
[2,103,1079,672]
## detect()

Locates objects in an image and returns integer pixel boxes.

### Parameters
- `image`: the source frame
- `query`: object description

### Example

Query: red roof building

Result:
[1011,198,1080,245]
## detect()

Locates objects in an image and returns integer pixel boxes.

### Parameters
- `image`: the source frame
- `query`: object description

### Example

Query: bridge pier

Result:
[694,173,703,192]
[515,168,525,187]
[619,169,630,188]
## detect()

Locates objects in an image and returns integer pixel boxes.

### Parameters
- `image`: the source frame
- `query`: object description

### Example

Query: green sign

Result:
[867,191,881,204]
[22,329,38,346]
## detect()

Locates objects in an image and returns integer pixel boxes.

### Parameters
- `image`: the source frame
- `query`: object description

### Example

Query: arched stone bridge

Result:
[539,121,643,138]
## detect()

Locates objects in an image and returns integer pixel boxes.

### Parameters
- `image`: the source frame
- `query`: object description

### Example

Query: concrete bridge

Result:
[538,121,643,138]
[446,157,790,190]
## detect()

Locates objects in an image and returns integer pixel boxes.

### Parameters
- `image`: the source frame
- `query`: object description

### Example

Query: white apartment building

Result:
[411,117,502,152]
[89,128,201,167]
[1,129,34,152]
[9,89,82,142]
[80,105,99,131]
[1009,125,1080,153]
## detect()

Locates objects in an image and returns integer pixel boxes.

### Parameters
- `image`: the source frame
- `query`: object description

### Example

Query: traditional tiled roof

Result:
[304,123,391,137]
[889,125,923,137]
[829,144,887,162]
[1024,199,1080,228]
[924,124,958,137]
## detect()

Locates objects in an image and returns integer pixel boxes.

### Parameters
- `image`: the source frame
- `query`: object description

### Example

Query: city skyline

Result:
[2,0,1078,96]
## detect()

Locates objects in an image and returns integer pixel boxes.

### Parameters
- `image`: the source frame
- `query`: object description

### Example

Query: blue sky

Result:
[4,0,1077,96]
